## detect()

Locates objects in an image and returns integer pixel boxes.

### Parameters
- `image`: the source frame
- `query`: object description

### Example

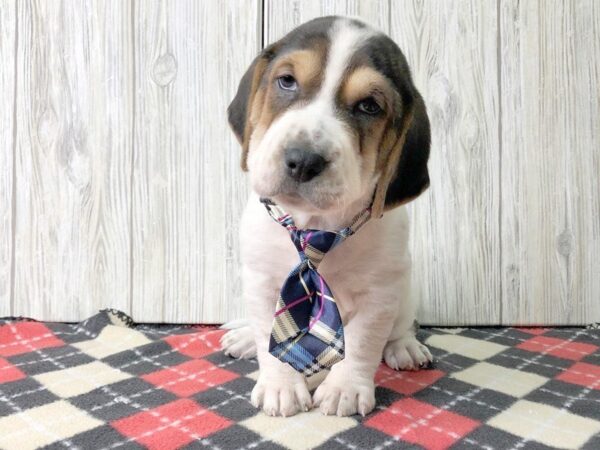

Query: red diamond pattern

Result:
[366,398,480,450]
[556,362,600,390]
[375,365,445,395]
[165,330,225,359]
[517,336,598,361]
[0,357,25,383]
[0,322,64,357]
[142,359,238,397]
[2,311,600,450]
[112,398,232,450]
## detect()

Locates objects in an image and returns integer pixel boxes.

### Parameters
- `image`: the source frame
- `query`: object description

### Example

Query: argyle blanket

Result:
[1,310,599,450]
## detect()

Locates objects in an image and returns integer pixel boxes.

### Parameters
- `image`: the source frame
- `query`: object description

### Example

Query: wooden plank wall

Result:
[391,1,502,325]
[1,0,598,325]
[131,0,258,323]
[500,0,600,325]
[0,0,15,317]
[12,1,132,320]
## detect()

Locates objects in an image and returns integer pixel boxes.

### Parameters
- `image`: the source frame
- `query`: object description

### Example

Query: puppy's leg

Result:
[313,288,397,417]
[383,268,433,371]
[244,269,312,417]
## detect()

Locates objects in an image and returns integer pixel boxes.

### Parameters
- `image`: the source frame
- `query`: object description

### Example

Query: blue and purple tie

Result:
[261,198,371,376]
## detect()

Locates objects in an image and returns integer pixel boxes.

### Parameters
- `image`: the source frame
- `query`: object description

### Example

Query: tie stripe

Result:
[261,198,371,375]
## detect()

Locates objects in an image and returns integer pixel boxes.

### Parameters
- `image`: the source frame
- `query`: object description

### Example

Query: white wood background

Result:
[1,0,598,325]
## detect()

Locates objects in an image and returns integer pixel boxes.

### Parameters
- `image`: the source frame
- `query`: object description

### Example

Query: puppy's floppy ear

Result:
[227,45,276,171]
[384,93,431,209]
[372,88,430,217]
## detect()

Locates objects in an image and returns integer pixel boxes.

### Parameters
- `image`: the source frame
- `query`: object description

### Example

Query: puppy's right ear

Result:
[228,45,275,171]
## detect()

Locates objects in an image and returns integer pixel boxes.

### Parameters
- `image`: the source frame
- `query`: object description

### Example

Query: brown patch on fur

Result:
[274,48,326,96]
[248,79,267,129]
[341,66,396,113]
[341,66,399,161]
[376,126,399,172]
[359,118,388,167]
[240,57,270,171]
[251,81,278,144]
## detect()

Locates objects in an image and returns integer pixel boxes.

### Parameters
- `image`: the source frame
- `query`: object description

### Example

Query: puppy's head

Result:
[228,16,430,217]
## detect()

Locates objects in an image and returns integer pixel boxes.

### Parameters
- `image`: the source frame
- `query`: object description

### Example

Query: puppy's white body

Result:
[241,191,411,333]
[222,192,431,416]
[222,17,433,417]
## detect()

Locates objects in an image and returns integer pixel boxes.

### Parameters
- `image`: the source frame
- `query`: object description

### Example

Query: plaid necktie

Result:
[261,198,372,376]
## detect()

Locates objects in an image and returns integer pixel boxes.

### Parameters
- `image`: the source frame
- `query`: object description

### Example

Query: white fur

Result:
[222,18,432,417]
[317,19,376,103]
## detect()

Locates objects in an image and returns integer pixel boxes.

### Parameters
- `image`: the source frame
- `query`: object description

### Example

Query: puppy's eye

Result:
[356,98,382,115]
[277,75,298,91]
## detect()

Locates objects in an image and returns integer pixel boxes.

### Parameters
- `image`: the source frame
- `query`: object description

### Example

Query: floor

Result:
[1,309,599,450]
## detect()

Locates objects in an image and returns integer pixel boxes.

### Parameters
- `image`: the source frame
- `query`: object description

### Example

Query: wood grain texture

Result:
[12,1,132,321]
[500,0,600,325]
[265,0,389,44]
[4,1,598,325]
[391,1,502,325]
[0,0,16,316]
[131,0,258,322]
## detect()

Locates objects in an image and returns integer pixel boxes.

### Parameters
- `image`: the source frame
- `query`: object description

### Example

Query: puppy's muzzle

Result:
[284,147,328,183]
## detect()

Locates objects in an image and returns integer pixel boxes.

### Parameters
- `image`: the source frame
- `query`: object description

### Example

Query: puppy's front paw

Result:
[383,335,433,371]
[313,366,375,417]
[251,369,312,417]
[220,326,256,359]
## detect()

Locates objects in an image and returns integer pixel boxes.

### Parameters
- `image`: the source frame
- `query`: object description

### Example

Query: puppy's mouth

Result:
[250,167,343,211]
[274,188,341,212]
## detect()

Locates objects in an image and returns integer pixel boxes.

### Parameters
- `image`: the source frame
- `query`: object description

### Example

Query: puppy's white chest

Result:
[240,195,411,320]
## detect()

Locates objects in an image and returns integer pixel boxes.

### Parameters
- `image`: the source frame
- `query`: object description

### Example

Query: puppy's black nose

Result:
[284,147,328,183]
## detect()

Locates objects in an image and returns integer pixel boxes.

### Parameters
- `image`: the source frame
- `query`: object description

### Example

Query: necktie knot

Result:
[291,229,340,270]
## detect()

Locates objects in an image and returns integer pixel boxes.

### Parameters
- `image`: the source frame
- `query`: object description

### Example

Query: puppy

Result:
[221,16,432,417]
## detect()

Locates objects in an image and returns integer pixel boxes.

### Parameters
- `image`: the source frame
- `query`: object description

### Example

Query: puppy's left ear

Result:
[228,45,276,171]
[372,89,430,217]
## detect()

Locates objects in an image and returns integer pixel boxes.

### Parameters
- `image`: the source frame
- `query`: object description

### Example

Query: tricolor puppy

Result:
[221,16,432,417]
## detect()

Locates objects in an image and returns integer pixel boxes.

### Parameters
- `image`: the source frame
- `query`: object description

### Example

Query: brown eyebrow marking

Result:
[337,66,399,167]
[341,66,397,112]
[271,47,327,95]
